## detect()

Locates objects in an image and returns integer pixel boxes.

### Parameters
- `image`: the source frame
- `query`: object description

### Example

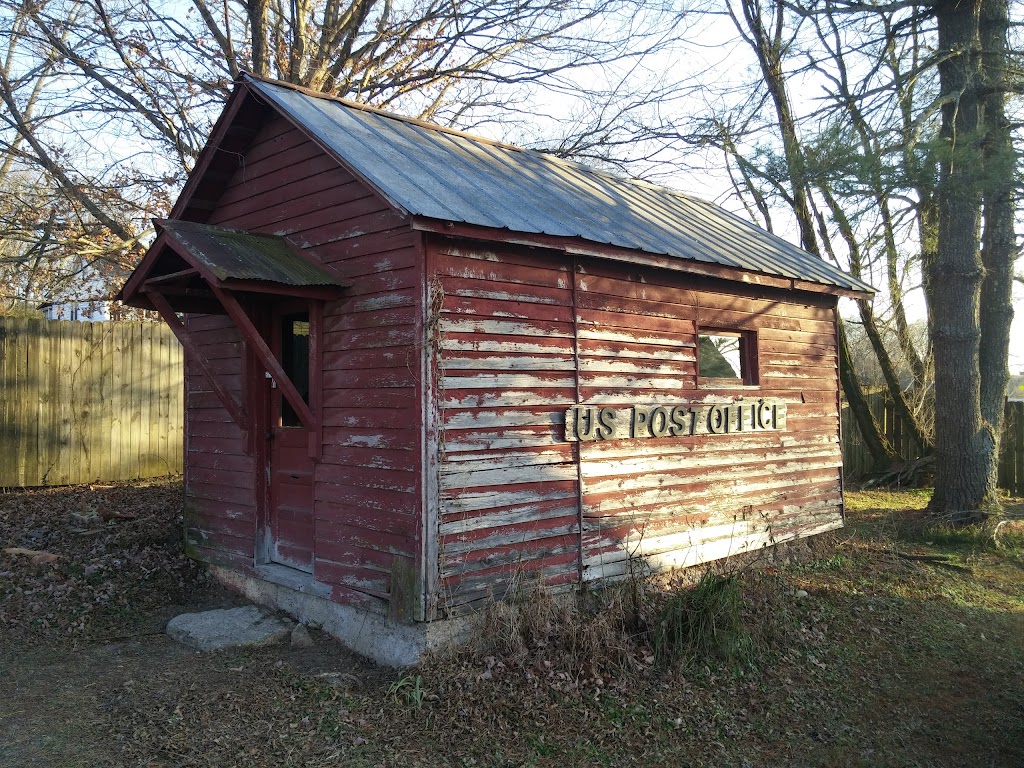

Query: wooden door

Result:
[267,307,315,572]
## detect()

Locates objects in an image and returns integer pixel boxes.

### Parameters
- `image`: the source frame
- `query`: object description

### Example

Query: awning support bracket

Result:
[210,285,317,432]
[146,289,250,450]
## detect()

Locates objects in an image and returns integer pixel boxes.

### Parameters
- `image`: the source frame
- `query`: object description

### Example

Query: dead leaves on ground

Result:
[3,547,62,565]
[0,479,213,642]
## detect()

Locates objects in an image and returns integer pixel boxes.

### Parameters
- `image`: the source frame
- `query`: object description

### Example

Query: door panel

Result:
[268,310,315,572]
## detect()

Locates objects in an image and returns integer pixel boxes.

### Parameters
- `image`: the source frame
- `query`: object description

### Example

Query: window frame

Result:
[696,327,760,387]
[278,312,311,428]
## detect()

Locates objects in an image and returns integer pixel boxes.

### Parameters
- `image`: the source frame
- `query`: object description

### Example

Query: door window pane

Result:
[280,314,310,427]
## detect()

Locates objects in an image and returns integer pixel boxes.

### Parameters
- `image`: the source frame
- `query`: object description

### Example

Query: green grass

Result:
[654,570,753,667]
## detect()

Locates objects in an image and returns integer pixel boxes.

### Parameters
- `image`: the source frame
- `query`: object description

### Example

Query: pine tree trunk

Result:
[978,0,1014,441]
[927,0,999,522]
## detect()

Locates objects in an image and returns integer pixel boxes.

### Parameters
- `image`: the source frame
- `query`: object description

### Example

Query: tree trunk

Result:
[839,319,897,472]
[917,198,939,370]
[882,202,926,389]
[927,0,998,522]
[978,0,1014,437]
[856,300,933,452]
[737,0,819,256]
[248,0,271,77]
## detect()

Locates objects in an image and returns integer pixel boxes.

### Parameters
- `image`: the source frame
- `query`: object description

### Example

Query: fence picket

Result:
[0,317,183,487]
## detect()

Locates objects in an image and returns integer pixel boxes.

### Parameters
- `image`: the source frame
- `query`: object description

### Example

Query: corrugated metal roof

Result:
[247,76,874,294]
[158,219,346,287]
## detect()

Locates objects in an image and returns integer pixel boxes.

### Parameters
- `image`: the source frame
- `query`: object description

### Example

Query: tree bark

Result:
[248,0,271,77]
[978,0,1014,437]
[917,198,939,368]
[927,0,998,522]
[839,319,897,471]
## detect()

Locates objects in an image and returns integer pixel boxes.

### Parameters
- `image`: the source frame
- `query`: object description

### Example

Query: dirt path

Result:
[0,481,379,766]
[1,628,385,768]
[1,639,173,767]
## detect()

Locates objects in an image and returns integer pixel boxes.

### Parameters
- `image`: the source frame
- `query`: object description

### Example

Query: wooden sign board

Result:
[564,399,787,442]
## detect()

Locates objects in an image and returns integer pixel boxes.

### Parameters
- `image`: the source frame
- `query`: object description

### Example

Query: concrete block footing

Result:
[210,565,474,666]
[166,605,294,651]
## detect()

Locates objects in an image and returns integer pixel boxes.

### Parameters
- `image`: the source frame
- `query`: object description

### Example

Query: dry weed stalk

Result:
[470,561,764,677]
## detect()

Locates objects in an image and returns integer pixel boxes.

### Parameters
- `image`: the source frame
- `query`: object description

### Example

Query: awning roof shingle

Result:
[156,219,346,287]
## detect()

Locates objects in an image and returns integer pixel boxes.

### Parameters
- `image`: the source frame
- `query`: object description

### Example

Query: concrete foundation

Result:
[210,565,473,666]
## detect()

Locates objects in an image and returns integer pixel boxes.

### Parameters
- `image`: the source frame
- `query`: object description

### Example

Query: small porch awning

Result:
[118,220,347,451]
[119,219,348,313]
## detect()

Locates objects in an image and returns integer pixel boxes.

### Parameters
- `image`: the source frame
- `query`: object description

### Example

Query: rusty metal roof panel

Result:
[248,77,873,294]
[158,219,346,286]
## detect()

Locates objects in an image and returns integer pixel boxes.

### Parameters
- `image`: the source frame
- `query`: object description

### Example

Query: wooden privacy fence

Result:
[842,392,1024,495]
[0,318,183,487]
[1002,403,1024,496]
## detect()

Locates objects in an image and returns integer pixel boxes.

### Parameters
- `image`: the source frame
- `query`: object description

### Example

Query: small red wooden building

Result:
[120,74,873,664]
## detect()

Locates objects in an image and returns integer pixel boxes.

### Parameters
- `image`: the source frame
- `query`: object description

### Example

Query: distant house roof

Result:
[246,74,874,296]
[156,219,346,287]
[1008,375,1024,402]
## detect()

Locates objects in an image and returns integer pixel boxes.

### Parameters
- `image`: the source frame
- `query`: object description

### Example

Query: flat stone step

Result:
[166,606,295,651]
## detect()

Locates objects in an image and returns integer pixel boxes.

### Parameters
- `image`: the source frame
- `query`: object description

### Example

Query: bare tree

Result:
[772,0,1018,515]
[719,0,904,471]
[0,0,680,307]
[644,0,1021,500]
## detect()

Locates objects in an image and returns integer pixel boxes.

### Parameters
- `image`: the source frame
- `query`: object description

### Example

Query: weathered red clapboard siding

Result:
[429,244,578,610]
[575,259,841,582]
[302,187,421,609]
[183,315,256,565]
[183,113,425,614]
[429,240,843,612]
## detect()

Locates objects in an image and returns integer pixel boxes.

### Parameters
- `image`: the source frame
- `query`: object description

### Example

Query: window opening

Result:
[698,330,757,385]
[279,313,310,427]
